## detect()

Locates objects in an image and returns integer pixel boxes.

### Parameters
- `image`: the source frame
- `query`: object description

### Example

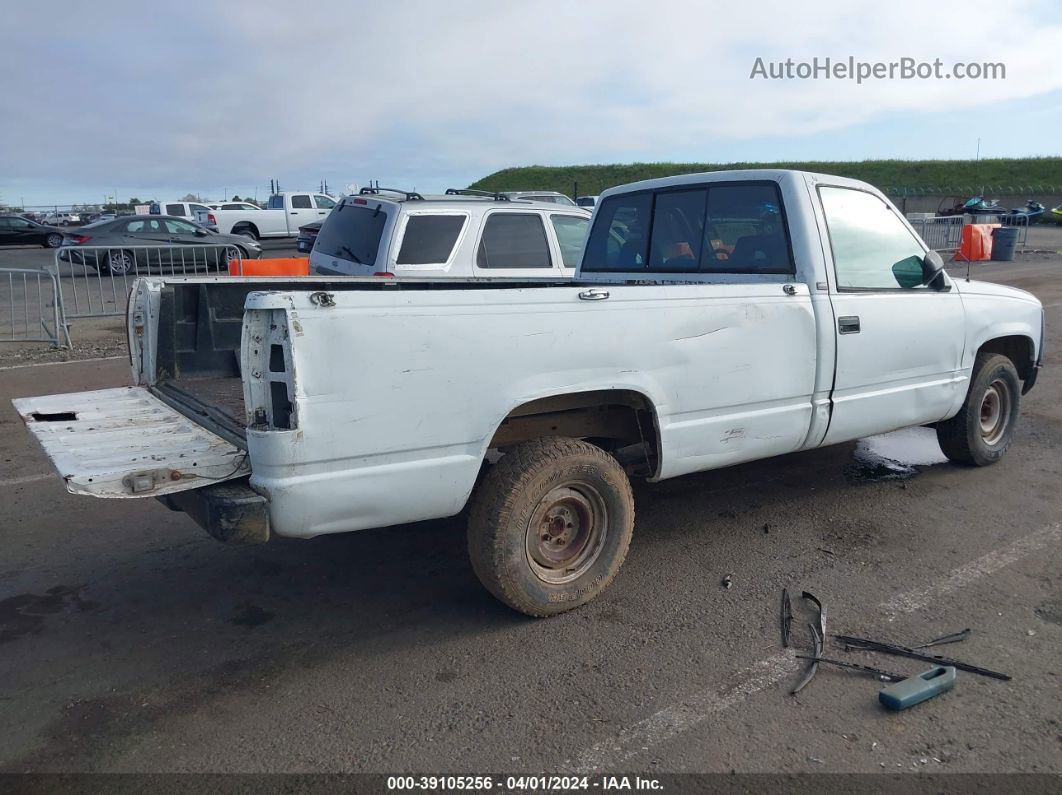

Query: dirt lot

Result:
[0,253,1059,778]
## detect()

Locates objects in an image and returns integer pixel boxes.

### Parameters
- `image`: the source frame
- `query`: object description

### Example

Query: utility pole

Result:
[976,137,981,161]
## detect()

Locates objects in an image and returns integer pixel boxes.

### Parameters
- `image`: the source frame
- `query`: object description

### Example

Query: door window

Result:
[163,219,200,234]
[291,195,313,209]
[550,214,590,268]
[164,204,185,216]
[314,195,337,209]
[476,213,551,269]
[820,187,927,290]
[126,219,163,233]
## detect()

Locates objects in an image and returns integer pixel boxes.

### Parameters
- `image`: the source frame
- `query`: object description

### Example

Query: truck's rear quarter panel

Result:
[245,283,817,538]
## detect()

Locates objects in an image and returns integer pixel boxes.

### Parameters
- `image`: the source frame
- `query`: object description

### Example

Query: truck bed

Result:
[170,376,246,427]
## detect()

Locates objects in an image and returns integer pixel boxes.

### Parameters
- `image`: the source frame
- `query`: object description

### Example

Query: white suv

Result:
[308,188,589,279]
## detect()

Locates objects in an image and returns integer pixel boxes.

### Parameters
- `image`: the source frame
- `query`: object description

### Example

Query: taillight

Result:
[67,234,92,244]
[373,271,396,277]
[207,212,217,225]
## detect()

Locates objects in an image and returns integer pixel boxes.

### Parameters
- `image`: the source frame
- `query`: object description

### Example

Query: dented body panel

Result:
[243,282,818,536]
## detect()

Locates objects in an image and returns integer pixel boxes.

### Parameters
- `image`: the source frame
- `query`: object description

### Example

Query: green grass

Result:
[469,158,1062,198]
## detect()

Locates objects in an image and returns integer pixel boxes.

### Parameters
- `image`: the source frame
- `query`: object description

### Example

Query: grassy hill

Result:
[470,158,1062,198]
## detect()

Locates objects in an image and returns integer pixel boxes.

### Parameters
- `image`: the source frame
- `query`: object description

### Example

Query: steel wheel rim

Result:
[525,482,608,584]
[979,378,1010,446]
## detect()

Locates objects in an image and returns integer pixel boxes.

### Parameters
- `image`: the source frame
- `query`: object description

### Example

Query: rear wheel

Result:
[105,249,136,276]
[235,226,258,241]
[467,437,635,617]
[937,353,1020,466]
[44,233,62,248]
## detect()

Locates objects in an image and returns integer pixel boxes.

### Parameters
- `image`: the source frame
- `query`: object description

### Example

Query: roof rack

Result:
[359,186,424,201]
[444,188,510,201]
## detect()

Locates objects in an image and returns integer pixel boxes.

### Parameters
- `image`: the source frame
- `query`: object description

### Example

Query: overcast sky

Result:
[2,0,1061,206]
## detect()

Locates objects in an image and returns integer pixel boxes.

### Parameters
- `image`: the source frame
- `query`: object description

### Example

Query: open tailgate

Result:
[13,386,249,498]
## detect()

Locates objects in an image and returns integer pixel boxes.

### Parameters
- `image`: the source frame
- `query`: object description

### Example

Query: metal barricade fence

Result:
[907,215,965,253]
[54,244,242,320]
[999,213,1029,249]
[0,267,70,348]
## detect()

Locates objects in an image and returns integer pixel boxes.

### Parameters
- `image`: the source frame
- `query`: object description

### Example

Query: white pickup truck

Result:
[207,192,337,240]
[14,170,1044,617]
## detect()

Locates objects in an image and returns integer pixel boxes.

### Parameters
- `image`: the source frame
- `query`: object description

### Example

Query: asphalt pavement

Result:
[0,255,1059,777]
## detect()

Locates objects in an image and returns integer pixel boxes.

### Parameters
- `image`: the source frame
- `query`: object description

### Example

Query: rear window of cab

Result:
[583,181,794,275]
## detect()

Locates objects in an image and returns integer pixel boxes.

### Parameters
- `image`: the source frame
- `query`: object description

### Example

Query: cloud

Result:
[2,0,1061,201]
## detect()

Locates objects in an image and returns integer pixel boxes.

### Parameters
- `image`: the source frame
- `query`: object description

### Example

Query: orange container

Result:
[228,257,310,277]
[955,223,998,262]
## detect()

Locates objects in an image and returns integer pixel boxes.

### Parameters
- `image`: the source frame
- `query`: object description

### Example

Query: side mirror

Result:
[194,227,208,236]
[921,250,946,288]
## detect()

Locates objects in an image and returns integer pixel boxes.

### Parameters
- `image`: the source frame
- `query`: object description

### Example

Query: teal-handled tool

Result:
[879,666,956,710]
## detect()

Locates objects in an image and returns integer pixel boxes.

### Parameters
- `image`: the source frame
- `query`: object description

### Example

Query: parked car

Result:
[150,201,215,229]
[14,169,1045,617]
[42,211,81,226]
[0,215,63,248]
[576,195,599,209]
[208,192,337,240]
[308,188,589,278]
[502,190,578,207]
[58,215,262,274]
[296,221,321,254]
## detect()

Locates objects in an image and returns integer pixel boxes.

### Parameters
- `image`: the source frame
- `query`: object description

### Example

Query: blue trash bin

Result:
[991,226,1019,261]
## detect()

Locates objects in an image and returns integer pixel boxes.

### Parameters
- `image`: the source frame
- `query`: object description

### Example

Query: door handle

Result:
[838,315,860,334]
[578,289,610,301]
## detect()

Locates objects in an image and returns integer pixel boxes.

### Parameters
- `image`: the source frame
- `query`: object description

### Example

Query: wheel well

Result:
[979,335,1034,381]
[233,222,259,237]
[489,390,660,477]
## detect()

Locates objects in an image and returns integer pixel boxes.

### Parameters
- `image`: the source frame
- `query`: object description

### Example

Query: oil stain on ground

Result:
[0,585,99,643]
[845,427,949,484]
[229,603,275,627]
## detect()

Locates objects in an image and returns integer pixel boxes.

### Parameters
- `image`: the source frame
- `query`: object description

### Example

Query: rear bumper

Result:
[160,478,271,544]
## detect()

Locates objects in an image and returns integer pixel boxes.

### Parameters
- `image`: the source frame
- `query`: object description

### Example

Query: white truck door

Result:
[313,194,336,221]
[288,194,314,232]
[818,186,966,445]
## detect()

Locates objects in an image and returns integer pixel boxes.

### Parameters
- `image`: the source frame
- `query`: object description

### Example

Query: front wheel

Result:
[467,437,635,617]
[937,353,1020,466]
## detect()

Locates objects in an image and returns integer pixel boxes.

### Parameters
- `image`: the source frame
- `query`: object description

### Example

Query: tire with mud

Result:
[936,353,1020,466]
[467,437,635,617]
